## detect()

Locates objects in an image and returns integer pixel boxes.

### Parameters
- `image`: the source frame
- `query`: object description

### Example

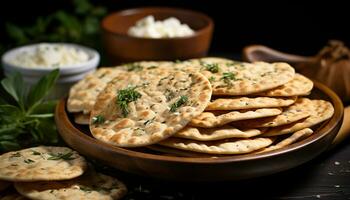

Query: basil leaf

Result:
[1,72,26,110]
[27,69,59,111]
[31,100,57,114]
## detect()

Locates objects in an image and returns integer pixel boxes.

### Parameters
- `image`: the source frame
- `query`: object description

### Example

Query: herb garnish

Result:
[126,63,143,71]
[116,86,142,117]
[170,96,188,112]
[144,117,156,126]
[24,159,35,164]
[208,76,216,82]
[92,115,105,124]
[10,152,21,158]
[221,72,240,85]
[175,59,182,63]
[47,151,75,160]
[0,69,59,152]
[201,62,219,73]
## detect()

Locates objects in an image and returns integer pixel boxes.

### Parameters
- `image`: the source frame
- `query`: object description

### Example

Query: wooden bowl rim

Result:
[101,6,214,41]
[56,81,343,164]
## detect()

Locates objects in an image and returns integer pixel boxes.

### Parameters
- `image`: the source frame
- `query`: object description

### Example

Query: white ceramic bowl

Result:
[1,43,100,99]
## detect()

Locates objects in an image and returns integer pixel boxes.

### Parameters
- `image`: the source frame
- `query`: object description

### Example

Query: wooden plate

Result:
[55,81,343,181]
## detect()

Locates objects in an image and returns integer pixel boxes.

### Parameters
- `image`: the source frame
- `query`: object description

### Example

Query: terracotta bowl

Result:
[101,7,213,64]
[55,81,343,182]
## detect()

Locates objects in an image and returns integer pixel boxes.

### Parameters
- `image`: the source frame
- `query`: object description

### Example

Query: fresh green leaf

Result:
[92,115,105,124]
[200,62,219,73]
[5,23,28,44]
[0,141,20,152]
[27,69,59,112]
[1,72,26,110]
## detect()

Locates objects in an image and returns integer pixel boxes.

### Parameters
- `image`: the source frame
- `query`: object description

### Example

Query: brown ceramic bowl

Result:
[101,7,214,64]
[55,81,343,182]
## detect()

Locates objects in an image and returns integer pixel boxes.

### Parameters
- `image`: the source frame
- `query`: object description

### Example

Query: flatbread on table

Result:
[159,137,274,154]
[15,171,127,200]
[206,96,296,111]
[67,67,123,114]
[174,126,264,141]
[255,73,313,97]
[232,99,311,128]
[177,58,295,95]
[262,98,334,136]
[90,69,212,147]
[189,108,282,128]
[0,146,87,182]
[255,128,313,154]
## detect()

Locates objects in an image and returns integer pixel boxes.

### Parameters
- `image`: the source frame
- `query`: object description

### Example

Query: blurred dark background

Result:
[1,0,349,57]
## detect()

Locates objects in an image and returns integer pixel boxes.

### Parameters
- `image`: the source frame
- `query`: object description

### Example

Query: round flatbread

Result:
[0,146,87,182]
[15,171,127,200]
[176,58,295,95]
[159,137,274,154]
[90,69,212,147]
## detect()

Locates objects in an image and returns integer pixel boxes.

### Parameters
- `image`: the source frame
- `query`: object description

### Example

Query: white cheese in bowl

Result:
[9,43,89,68]
[128,15,195,38]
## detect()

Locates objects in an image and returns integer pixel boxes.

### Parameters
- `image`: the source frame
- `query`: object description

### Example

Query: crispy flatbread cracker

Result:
[206,96,296,111]
[255,128,313,153]
[74,113,90,125]
[262,98,334,136]
[15,171,127,200]
[233,99,311,128]
[256,73,313,97]
[90,69,212,147]
[190,108,282,128]
[174,126,264,141]
[67,67,123,114]
[0,146,87,182]
[177,58,295,95]
[159,137,274,154]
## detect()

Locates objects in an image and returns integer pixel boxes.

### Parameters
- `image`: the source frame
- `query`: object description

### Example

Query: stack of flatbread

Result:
[66,57,334,156]
[0,146,127,200]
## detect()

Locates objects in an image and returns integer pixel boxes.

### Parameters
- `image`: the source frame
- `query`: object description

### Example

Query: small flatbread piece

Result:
[255,128,313,154]
[74,113,90,125]
[190,108,282,128]
[0,146,87,182]
[263,98,334,136]
[15,171,127,200]
[90,70,212,147]
[206,96,296,111]
[159,137,274,154]
[174,126,264,141]
[256,73,313,97]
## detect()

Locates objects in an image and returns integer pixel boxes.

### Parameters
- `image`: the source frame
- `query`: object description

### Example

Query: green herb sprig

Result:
[0,69,60,152]
[170,96,188,112]
[48,151,75,160]
[220,72,240,85]
[200,62,220,73]
[116,86,142,117]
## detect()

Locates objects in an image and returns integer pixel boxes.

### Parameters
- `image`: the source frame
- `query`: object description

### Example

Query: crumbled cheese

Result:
[334,161,340,165]
[9,43,89,68]
[128,15,194,38]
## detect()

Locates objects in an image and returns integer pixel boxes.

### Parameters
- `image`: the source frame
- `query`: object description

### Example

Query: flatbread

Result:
[206,96,296,111]
[0,146,87,182]
[159,137,274,154]
[74,113,90,125]
[67,67,123,114]
[90,69,212,147]
[255,128,313,153]
[255,73,313,96]
[189,108,282,128]
[174,126,264,141]
[262,98,334,136]
[232,99,311,128]
[177,58,295,95]
[15,171,127,200]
